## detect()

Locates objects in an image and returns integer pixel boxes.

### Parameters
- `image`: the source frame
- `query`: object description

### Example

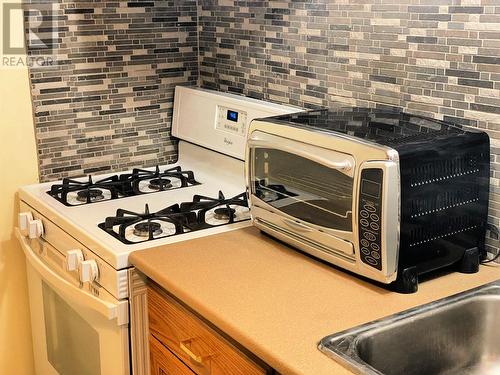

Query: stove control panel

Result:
[19,202,130,299]
[215,105,248,136]
[19,212,44,239]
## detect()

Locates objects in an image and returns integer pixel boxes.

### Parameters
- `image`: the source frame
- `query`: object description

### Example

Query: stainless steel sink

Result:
[319,280,500,375]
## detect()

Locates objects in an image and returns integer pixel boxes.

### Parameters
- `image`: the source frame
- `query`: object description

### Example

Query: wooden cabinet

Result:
[148,283,269,375]
[150,334,195,375]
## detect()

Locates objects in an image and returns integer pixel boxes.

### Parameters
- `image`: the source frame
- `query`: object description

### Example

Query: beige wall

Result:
[0,0,39,373]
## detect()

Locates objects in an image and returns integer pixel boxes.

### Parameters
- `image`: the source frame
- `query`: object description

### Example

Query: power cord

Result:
[481,223,500,264]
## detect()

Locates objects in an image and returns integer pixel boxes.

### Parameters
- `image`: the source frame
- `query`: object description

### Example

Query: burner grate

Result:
[48,175,124,206]
[99,204,197,244]
[123,166,200,195]
[180,191,250,228]
[98,191,250,244]
[47,165,200,206]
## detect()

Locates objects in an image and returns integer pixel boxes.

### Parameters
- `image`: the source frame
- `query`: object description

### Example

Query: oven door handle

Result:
[15,228,128,326]
[248,136,353,173]
[282,218,314,232]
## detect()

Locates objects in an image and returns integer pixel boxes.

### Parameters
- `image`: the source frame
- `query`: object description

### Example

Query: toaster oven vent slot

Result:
[409,154,481,187]
[409,215,479,247]
[410,187,480,218]
[386,129,451,146]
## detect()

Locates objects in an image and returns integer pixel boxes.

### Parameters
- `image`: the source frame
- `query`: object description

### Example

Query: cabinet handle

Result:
[180,339,208,365]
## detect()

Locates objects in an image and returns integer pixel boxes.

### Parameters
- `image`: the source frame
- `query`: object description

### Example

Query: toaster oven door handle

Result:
[248,137,353,173]
[282,218,313,232]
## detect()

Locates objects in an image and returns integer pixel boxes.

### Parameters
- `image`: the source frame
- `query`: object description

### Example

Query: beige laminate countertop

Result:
[130,227,500,375]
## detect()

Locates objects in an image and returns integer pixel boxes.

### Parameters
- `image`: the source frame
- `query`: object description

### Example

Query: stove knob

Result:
[79,260,99,283]
[18,212,33,236]
[66,249,84,272]
[28,219,44,239]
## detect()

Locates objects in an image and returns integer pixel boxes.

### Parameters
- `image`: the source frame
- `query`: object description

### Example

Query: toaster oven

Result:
[245,108,490,293]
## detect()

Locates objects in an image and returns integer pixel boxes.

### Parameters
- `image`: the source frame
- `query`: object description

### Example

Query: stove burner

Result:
[133,222,163,237]
[148,178,172,190]
[180,191,250,228]
[127,166,199,194]
[99,203,197,244]
[76,189,105,202]
[213,207,236,220]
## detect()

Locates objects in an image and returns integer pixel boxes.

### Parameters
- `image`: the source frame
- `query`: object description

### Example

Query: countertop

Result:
[130,227,500,375]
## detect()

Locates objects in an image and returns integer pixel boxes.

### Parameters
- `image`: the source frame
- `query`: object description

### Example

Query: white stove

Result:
[16,86,300,375]
[20,141,251,271]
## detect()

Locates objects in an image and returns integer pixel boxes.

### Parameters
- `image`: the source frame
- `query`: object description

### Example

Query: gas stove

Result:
[19,87,300,272]
[16,86,301,375]
[19,141,252,270]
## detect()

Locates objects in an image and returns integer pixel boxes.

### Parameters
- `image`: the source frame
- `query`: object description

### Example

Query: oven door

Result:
[247,131,356,257]
[16,229,129,375]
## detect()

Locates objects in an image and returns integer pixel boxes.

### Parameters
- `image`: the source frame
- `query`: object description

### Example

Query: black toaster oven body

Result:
[267,108,490,292]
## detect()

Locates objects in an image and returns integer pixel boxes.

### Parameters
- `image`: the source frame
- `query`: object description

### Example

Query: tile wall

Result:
[24,0,198,182]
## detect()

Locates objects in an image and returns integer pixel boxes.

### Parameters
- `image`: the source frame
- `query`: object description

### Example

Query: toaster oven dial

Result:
[358,168,383,271]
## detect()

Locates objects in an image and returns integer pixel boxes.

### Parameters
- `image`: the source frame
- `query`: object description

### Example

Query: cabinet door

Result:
[148,284,268,375]
[150,334,195,375]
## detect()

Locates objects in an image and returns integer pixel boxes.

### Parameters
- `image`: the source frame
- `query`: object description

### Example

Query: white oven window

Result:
[42,281,101,375]
[252,148,353,231]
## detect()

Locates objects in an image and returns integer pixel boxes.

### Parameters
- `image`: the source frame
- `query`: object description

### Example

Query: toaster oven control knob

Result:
[28,219,44,239]
[79,260,99,283]
[18,212,33,236]
[66,250,84,272]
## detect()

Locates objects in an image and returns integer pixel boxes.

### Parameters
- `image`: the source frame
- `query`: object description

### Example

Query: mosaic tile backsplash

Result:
[26,0,499,258]
[25,0,198,182]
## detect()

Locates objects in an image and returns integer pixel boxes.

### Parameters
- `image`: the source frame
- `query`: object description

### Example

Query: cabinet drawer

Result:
[150,334,195,375]
[148,284,267,375]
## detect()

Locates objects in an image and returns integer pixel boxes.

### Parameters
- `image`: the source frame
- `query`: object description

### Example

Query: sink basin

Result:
[319,280,500,375]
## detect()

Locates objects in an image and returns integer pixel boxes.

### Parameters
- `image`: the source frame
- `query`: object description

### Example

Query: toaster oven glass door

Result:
[251,147,353,232]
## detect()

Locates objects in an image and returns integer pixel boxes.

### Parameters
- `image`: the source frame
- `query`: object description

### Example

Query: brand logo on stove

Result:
[224,137,233,146]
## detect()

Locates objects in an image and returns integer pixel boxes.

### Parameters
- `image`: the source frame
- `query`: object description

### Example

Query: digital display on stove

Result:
[227,110,238,122]
[362,179,381,199]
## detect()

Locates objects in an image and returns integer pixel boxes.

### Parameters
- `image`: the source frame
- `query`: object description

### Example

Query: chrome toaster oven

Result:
[245,108,490,293]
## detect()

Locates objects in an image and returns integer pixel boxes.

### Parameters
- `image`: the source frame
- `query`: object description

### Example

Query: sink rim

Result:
[318,280,500,375]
